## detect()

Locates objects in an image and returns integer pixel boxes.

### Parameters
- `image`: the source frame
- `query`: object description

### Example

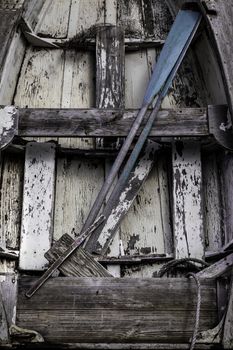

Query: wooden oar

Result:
[85,9,202,252]
[26,215,105,298]
[81,9,202,235]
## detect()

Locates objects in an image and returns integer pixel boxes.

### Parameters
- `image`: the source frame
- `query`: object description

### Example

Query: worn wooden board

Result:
[0,154,24,250]
[54,158,104,240]
[68,0,105,37]
[19,143,56,271]
[18,107,208,137]
[197,253,233,279]
[0,0,25,9]
[172,141,204,259]
[202,152,223,252]
[85,141,160,255]
[0,31,25,105]
[201,0,233,121]
[14,47,64,108]
[36,0,71,38]
[0,273,17,327]
[17,277,217,344]
[22,0,45,30]
[0,9,21,76]
[219,153,233,246]
[45,234,111,277]
[223,272,233,349]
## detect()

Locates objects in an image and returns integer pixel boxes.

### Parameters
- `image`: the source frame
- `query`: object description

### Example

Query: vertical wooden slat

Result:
[202,152,223,252]
[95,24,125,277]
[19,143,56,271]
[172,141,204,259]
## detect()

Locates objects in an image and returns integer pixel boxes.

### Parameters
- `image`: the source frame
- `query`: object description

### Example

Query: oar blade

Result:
[143,9,202,105]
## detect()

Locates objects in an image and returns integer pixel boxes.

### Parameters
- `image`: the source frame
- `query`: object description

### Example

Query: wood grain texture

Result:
[19,143,56,271]
[219,153,233,245]
[17,277,217,344]
[96,26,125,109]
[202,152,223,252]
[0,9,21,77]
[85,141,160,255]
[0,31,25,105]
[172,141,204,259]
[36,0,71,38]
[197,253,233,279]
[0,273,17,327]
[223,272,233,349]
[18,107,208,138]
[54,158,104,240]
[22,0,45,30]
[15,47,64,108]
[0,154,24,250]
[202,0,233,121]
[45,234,111,277]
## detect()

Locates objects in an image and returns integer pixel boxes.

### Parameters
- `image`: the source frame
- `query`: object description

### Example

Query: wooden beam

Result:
[197,253,233,279]
[172,141,204,259]
[223,272,233,349]
[17,277,217,344]
[95,25,125,276]
[19,143,56,271]
[17,107,208,138]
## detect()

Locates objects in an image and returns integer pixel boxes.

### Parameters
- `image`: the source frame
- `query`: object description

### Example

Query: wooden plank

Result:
[95,24,125,277]
[36,0,71,38]
[0,9,21,77]
[96,26,125,109]
[18,107,208,138]
[14,47,64,108]
[197,253,233,279]
[0,154,24,250]
[19,143,56,271]
[85,141,160,255]
[223,272,233,349]
[17,277,217,344]
[0,106,18,150]
[201,0,233,122]
[0,0,25,9]
[68,0,105,37]
[0,273,17,327]
[45,234,111,277]
[22,0,45,30]
[0,31,25,105]
[202,152,223,252]
[53,158,104,240]
[219,153,233,246]
[172,141,204,259]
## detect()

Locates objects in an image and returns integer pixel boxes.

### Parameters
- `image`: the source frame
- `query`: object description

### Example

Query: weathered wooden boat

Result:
[0,0,233,349]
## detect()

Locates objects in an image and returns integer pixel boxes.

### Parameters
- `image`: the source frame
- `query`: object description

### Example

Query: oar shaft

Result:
[81,103,149,233]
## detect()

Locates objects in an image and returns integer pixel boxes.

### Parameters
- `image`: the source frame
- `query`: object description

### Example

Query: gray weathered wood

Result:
[0,273,18,331]
[197,253,233,279]
[96,25,125,109]
[200,0,233,122]
[172,141,204,259]
[0,106,18,150]
[19,142,56,271]
[17,276,217,344]
[85,141,160,255]
[223,272,233,349]
[18,107,208,138]
[22,0,45,30]
[0,9,21,77]
[96,25,125,276]
[45,234,111,277]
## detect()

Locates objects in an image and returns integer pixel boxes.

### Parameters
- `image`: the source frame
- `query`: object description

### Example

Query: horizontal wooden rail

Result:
[18,107,208,137]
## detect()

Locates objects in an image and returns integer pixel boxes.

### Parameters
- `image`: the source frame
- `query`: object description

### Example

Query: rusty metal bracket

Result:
[0,106,19,150]
[208,105,233,151]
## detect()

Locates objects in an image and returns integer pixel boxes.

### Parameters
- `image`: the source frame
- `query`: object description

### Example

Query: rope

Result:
[158,258,209,277]
[158,259,204,350]
[187,272,201,350]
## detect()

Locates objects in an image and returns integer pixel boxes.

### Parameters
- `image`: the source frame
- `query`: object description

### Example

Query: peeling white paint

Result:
[172,142,204,259]
[19,142,56,270]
